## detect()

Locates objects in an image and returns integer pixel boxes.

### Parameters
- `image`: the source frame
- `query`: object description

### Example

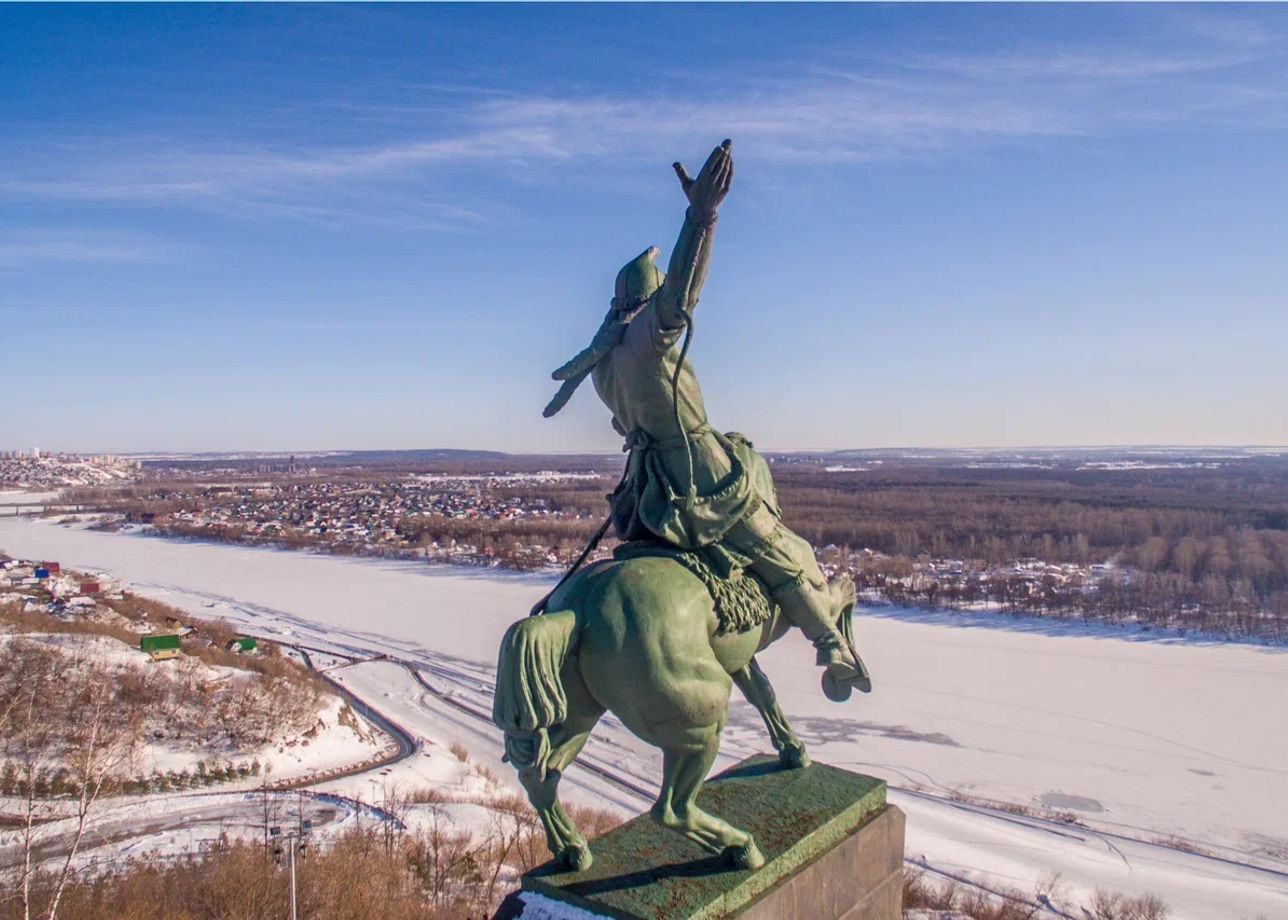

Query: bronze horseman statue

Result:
[494,140,871,873]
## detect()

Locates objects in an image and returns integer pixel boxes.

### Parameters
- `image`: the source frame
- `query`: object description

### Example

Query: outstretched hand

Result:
[673,139,733,215]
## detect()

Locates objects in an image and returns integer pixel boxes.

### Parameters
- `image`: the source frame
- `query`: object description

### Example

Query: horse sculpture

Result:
[492,547,867,873]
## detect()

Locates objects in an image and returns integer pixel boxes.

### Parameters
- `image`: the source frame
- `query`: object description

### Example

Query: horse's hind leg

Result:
[517,700,603,871]
[651,739,766,870]
[732,656,810,769]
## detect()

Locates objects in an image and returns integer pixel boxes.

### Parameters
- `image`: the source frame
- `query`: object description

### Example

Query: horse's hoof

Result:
[728,839,765,871]
[779,743,810,770]
[822,669,852,702]
[560,843,593,872]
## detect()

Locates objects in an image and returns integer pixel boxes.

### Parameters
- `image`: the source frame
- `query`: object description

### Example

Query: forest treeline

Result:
[504,461,1288,577]
[497,459,1288,638]
[71,457,1288,639]
[771,466,1288,577]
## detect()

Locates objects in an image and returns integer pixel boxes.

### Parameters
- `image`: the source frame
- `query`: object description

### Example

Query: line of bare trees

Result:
[2,793,620,920]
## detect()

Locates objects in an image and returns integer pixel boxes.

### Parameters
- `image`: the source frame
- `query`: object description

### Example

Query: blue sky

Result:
[1,3,1285,453]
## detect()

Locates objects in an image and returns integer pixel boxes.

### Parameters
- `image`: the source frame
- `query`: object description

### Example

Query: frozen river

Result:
[1,516,1285,919]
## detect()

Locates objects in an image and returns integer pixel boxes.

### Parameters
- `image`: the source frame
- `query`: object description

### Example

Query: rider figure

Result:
[543,140,869,692]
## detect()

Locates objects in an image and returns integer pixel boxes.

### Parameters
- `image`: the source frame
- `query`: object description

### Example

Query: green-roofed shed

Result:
[141,634,182,661]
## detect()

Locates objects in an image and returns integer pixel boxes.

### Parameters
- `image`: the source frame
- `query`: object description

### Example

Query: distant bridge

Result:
[0,501,108,517]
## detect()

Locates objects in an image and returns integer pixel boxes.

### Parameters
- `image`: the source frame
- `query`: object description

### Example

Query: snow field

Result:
[0,516,1285,919]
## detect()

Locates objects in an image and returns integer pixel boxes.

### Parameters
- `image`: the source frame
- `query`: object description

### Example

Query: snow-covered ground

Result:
[0,516,1284,919]
[0,631,388,788]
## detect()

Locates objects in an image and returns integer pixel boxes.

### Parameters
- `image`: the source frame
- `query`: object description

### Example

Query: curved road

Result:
[0,643,420,873]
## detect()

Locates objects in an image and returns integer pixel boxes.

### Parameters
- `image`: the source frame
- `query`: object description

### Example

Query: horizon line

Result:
[9,443,1288,459]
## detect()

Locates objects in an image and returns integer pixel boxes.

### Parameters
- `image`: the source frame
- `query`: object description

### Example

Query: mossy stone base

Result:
[511,755,898,920]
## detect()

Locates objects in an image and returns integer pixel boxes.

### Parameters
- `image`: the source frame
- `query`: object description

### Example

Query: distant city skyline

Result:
[2,4,1285,452]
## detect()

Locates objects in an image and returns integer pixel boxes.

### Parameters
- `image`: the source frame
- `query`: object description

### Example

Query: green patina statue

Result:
[494,140,871,875]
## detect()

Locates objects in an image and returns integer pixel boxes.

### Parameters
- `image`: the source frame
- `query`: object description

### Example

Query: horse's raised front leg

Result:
[516,704,603,871]
[732,656,809,769]
[651,739,765,870]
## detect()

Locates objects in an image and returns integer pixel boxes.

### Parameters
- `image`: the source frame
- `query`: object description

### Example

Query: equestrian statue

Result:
[492,140,871,874]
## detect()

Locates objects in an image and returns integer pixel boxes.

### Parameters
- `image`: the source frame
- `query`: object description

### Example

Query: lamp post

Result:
[269,819,311,920]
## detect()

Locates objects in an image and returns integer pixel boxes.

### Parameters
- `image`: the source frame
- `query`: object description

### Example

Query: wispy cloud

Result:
[0,230,166,267]
[907,49,1260,81]
[1,29,1282,228]
[1172,8,1285,51]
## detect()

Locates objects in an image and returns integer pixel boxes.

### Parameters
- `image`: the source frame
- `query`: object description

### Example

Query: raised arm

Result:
[656,140,733,330]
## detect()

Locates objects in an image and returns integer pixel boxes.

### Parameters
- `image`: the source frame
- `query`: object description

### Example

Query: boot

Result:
[774,577,871,694]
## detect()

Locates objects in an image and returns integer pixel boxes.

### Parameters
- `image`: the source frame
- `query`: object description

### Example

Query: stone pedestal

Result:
[495,755,904,920]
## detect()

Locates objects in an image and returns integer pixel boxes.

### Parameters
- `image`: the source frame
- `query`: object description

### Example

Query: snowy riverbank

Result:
[0,515,1284,919]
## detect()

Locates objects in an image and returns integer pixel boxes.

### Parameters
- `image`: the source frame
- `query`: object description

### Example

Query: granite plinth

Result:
[502,755,902,920]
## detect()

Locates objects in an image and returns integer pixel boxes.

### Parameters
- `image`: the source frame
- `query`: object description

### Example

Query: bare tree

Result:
[42,676,138,920]
[1,641,69,920]
[0,640,141,920]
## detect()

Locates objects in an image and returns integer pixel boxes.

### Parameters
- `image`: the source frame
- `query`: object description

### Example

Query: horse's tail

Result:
[492,609,578,774]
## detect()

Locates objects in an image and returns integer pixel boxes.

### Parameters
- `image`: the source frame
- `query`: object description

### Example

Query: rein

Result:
[527,456,630,617]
